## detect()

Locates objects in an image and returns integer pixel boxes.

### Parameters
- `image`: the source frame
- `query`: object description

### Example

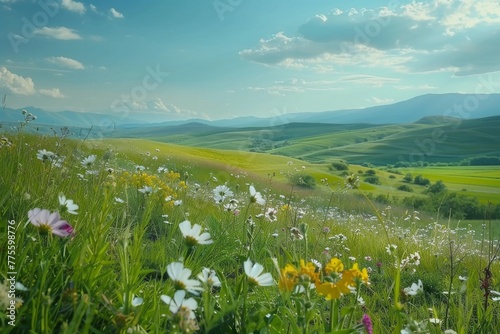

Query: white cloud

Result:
[369,96,394,104]
[61,0,85,14]
[40,88,65,98]
[0,67,35,95]
[240,0,500,76]
[34,26,81,40]
[90,4,98,13]
[110,8,124,19]
[46,56,84,70]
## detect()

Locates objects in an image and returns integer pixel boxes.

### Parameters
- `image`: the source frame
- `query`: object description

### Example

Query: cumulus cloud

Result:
[46,56,85,70]
[110,8,124,19]
[61,0,85,14]
[34,26,81,40]
[39,88,65,98]
[0,67,35,95]
[240,0,500,76]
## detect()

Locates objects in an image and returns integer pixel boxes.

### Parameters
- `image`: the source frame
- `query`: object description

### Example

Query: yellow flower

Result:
[324,258,344,275]
[279,264,299,292]
[347,263,369,285]
[316,278,351,300]
[300,260,320,285]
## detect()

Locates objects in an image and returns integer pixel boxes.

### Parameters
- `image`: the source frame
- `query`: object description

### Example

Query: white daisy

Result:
[197,268,221,288]
[166,262,203,295]
[244,258,274,287]
[160,290,198,319]
[81,154,97,168]
[249,185,265,205]
[58,193,79,215]
[179,220,213,246]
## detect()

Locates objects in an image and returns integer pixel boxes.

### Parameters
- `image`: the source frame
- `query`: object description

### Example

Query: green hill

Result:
[114,116,500,166]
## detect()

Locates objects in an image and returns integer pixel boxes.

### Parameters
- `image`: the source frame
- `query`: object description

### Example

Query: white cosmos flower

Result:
[404,279,423,296]
[58,193,79,215]
[197,268,221,288]
[244,258,274,287]
[81,154,97,168]
[249,185,265,205]
[213,185,234,203]
[37,149,55,162]
[160,290,198,319]
[179,220,213,246]
[166,262,203,295]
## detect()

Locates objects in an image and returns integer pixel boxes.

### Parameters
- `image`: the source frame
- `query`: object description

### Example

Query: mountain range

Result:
[1,93,499,129]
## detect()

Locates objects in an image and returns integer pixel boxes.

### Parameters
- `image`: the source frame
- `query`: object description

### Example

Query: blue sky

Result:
[1,0,500,121]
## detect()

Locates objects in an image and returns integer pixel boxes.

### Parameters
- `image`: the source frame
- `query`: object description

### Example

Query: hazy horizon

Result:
[2,0,500,121]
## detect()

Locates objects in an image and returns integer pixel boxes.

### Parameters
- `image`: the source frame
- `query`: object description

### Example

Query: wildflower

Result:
[81,154,96,168]
[404,279,423,296]
[244,258,274,287]
[316,278,351,300]
[131,296,143,307]
[311,259,322,270]
[264,207,278,222]
[212,185,233,203]
[365,256,372,262]
[138,186,153,195]
[28,208,74,237]
[348,263,369,285]
[174,199,183,206]
[37,149,55,162]
[386,244,397,255]
[135,165,145,172]
[279,263,299,292]
[223,199,239,211]
[362,314,373,334]
[166,262,203,295]
[58,193,79,215]
[160,290,198,319]
[271,232,279,238]
[299,259,320,285]
[179,220,213,246]
[115,197,125,203]
[249,185,265,205]
[324,257,344,275]
[290,227,304,240]
[197,268,221,288]
[158,166,168,173]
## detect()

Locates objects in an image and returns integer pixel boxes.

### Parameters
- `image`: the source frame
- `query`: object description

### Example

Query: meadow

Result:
[1,122,500,333]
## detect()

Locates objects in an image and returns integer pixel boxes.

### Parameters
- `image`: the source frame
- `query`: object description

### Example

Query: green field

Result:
[113,115,500,166]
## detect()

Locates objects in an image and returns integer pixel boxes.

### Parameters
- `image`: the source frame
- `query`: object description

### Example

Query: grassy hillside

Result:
[113,116,500,166]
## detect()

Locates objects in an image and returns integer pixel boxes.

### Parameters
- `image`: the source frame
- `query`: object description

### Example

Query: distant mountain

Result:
[131,93,500,128]
[1,93,499,129]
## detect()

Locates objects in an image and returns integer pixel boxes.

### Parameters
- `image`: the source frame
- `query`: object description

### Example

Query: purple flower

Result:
[362,314,373,334]
[28,208,74,237]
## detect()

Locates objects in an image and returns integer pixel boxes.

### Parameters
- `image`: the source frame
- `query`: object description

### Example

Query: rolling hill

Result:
[110,115,500,165]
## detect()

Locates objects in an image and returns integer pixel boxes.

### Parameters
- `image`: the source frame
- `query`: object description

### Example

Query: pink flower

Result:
[362,314,373,334]
[28,208,74,237]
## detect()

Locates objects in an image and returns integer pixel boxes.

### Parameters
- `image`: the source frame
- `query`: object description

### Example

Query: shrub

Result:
[402,173,413,183]
[365,169,377,176]
[414,175,430,186]
[329,161,349,171]
[288,173,316,189]
[364,175,380,185]
[397,185,413,192]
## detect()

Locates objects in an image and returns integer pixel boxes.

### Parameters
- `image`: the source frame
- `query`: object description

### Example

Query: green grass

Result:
[2,130,500,334]
[113,116,500,166]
